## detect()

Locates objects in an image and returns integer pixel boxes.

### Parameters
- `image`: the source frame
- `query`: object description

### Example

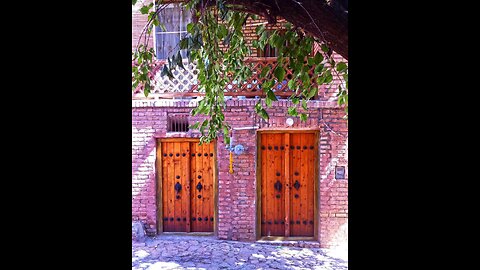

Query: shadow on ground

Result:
[132,235,347,270]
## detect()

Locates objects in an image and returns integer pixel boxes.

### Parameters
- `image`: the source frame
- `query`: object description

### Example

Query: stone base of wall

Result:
[132,221,146,242]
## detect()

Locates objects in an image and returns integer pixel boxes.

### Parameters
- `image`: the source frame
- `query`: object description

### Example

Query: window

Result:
[257,44,279,57]
[155,3,192,60]
[256,31,288,57]
[167,114,189,132]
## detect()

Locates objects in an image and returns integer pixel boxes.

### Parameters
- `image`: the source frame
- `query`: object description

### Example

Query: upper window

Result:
[257,44,279,57]
[155,3,192,60]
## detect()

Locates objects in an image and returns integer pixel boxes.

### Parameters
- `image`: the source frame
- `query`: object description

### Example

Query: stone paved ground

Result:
[132,235,348,269]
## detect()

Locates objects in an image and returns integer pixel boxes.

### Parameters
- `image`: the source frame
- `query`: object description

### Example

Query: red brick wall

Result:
[132,99,348,248]
[132,1,348,249]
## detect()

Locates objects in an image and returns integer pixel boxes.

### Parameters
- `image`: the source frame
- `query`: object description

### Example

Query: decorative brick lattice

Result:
[132,58,316,99]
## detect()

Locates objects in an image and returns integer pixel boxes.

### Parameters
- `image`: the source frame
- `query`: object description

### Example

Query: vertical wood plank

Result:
[284,133,290,237]
[194,141,202,232]
[299,133,306,235]
[161,142,168,232]
[306,133,315,236]
[165,142,175,232]
[256,133,262,239]
[278,133,285,235]
[191,141,198,232]
[173,142,182,231]
[208,142,214,232]
[290,133,302,236]
[185,142,191,232]
[156,140,163,233]
[260,133,267,236]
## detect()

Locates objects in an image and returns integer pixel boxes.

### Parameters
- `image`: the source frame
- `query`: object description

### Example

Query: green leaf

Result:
[291,97,299,105]
[144,83,150,97]
[200,119,209,128]
[132,0,137,5]
[218,24,228,38]
[273,35,284,48]
[321,44,329,52]
[223,126,230,145]
[314,64,324,74]
[288,107,298,116]
[262,80,274,91]
[258,109,269,120]
[265,96,272,107]
[324,71,333,84]
[306,87,318,99]
[300,113,308,122]
[288,79,296,90]
[336,62,348,72]
[159,23,166,32]
[160,65,168,77]
[139,5,150,14]
[161,65,174,79]
[187,23,194,34]
[225,32,234,45]
[267,90,278,102]
[300,72,309,84]
[314,52,324,65]
[302,100,308,110]
[189,122,200,130]
[176,51,185,70]
[179,38,189,50]
[261,66,270,78]
[317,75,326,85]
[274,66,285,82]
[255,100,262,112]
[259,31,268,43]
[307,57,314,66]
[256,24,266,35]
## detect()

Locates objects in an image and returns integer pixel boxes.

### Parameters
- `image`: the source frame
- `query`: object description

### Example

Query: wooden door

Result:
[260,133,286,236]
[289,133,315,236]
[190,141,215,232]
[159,140,215,232]
[260,132,316,237]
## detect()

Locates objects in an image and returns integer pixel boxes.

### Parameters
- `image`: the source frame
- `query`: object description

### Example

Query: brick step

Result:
[256,238,321,249]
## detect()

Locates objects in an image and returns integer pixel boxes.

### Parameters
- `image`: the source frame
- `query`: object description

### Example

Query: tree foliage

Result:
[132,0,348,144]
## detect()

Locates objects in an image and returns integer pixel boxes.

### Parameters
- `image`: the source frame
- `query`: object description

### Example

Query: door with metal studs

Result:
[160,140,215,232]
[260,132,316,237]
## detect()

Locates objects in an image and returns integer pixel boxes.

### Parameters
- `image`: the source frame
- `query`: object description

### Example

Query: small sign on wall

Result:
[335,166,346,180]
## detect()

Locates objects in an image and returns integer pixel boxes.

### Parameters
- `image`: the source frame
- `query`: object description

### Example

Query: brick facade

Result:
[132,2,348,248]
[132,99,348,248]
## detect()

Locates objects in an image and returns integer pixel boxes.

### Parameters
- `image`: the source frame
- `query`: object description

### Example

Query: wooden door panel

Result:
[160,140,214,233]
[190,141,214,232]
[260,132,316,238]
[161,142,190,232]
[161,142,173,232]
[260,133,285,236]
[289,133,315,236]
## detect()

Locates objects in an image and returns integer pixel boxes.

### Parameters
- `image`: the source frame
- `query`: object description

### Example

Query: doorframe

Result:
[255,129,320,241]
[155,137,218,235]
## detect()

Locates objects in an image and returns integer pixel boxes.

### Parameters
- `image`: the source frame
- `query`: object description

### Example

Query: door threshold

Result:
[161,232,214,236]
[258,236,316,241]
[257,236,320,248]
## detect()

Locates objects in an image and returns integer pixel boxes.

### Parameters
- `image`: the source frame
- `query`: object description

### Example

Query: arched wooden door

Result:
[158,139,215,233]
[259,132,317,237]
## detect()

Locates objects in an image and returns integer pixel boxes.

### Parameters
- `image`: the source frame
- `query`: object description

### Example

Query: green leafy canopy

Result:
[132,0,348,143]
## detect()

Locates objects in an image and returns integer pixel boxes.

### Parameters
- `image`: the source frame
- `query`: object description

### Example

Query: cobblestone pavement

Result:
[132,235,348,269]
